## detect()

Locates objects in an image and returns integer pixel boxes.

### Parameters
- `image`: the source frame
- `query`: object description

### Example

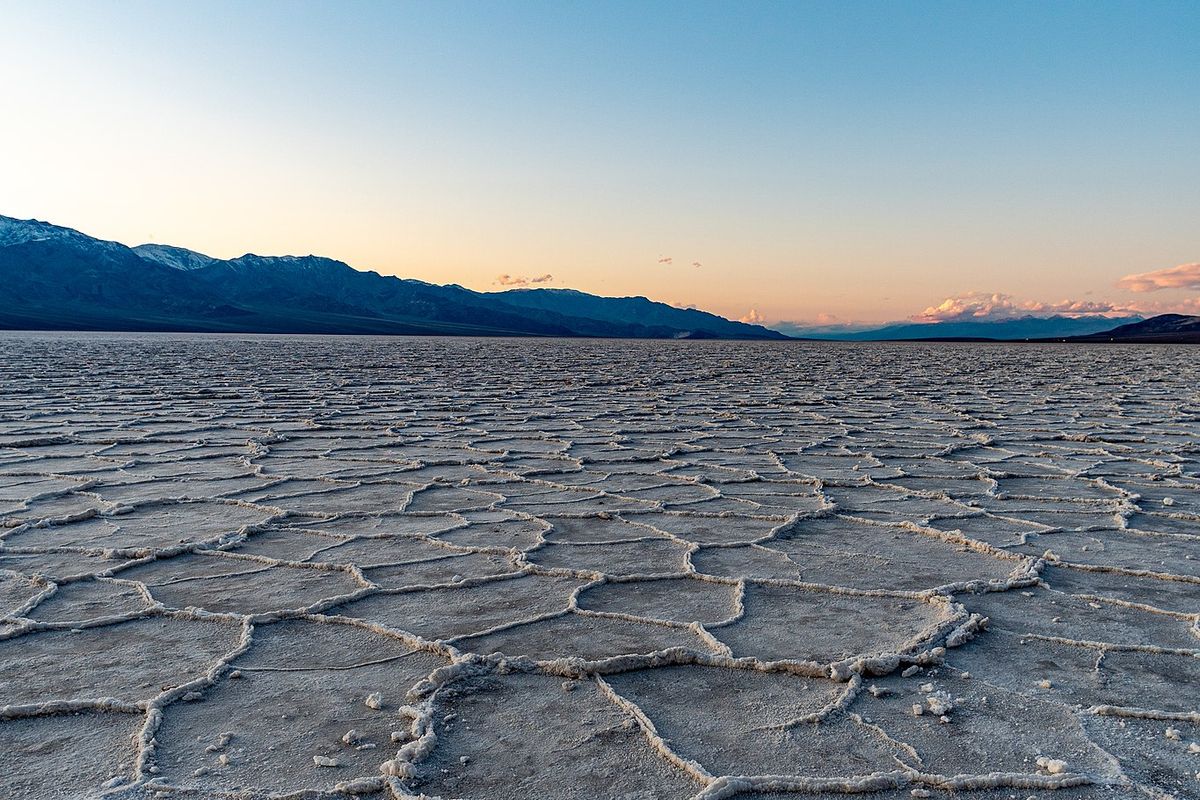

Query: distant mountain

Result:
[0,215,785,340]
[778,315,1145,341]
[1064,314,1200,343]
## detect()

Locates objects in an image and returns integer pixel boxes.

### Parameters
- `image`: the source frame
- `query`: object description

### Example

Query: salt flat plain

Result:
[0,333,1197,800]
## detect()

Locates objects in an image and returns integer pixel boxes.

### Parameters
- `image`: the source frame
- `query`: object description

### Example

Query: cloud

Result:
[1115,262,1200,292]
[912,292,1135,323]
[494,273,553,287]
[739,308,765,324]
[1120,295,1200,315]
[691,261,702,268]
[657,256,673,265]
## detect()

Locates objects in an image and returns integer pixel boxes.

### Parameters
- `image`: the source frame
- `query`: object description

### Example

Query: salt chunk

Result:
[459,755,470,764]
[1038,679,1052,689]
[911,704,924,716]
[364,692,384,710]
[925,691,954,716]
[1165,727,1182,741]
[314,755,340,768]
[342,729,362,745]
[1036,756,1067,774]
[901,665,921,678]
[910,790,931,798]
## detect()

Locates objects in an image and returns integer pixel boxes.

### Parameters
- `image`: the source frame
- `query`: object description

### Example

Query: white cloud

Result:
[739,308,765,324]
[494,273,553,287]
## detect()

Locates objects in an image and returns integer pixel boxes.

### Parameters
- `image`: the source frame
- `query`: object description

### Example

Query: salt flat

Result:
[0,332,1197,800]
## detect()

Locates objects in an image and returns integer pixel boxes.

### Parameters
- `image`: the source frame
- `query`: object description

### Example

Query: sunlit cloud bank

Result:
[769,286,1199,338]
[739,308,766,324]
[911,291,1137,323]
[1116,262,1200,292]
[494,273,553,287]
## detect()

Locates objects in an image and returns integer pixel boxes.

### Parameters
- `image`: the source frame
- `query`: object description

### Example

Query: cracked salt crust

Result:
[0,333,1196,799]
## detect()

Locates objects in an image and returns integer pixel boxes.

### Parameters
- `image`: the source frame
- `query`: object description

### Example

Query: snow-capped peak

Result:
[132,243,217,271]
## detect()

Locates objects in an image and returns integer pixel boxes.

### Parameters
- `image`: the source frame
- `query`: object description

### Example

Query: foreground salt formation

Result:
[0,333,1196,800]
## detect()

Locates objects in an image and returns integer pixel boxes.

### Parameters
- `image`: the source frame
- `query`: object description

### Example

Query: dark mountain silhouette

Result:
[0,215,785,339]
[494,288,772,340]
[1060,314,1200,343]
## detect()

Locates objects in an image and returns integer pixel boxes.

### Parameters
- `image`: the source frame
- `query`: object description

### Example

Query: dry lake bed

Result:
[0,332,1197,800]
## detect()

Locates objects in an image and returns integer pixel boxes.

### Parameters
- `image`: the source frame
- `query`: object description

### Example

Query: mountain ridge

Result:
[0,215,786,340]
[2,214,1193,343]
[776,314,1147,341]
[1057,313,1200,343]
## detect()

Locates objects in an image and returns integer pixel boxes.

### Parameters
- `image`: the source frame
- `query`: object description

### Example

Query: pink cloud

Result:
[912,292,1136,323]
[1115,262,1200,292]
[494,273,553,287]
[739,308,765,324]
[657,256,673,265]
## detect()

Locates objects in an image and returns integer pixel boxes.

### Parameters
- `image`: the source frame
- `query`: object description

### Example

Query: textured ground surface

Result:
[0,332,1197,800]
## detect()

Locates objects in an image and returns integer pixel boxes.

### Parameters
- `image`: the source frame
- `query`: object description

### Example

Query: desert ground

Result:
[0,333,1196,800]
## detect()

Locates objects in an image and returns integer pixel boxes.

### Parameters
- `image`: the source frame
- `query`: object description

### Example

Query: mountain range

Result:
[0,215,785,339]
[774,315,1148,341]
[1,214,1195,342]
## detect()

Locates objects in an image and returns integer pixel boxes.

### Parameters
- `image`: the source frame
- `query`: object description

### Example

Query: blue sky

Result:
[2,0,1198,324]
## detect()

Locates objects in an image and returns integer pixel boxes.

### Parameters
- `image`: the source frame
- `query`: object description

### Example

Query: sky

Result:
[2,0,1198,327]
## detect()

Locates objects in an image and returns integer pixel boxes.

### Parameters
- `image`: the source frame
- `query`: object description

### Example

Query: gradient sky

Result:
[2,1,1198,325]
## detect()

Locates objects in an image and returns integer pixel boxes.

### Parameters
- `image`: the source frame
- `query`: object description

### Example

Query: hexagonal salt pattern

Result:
[0,333,1196,800]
